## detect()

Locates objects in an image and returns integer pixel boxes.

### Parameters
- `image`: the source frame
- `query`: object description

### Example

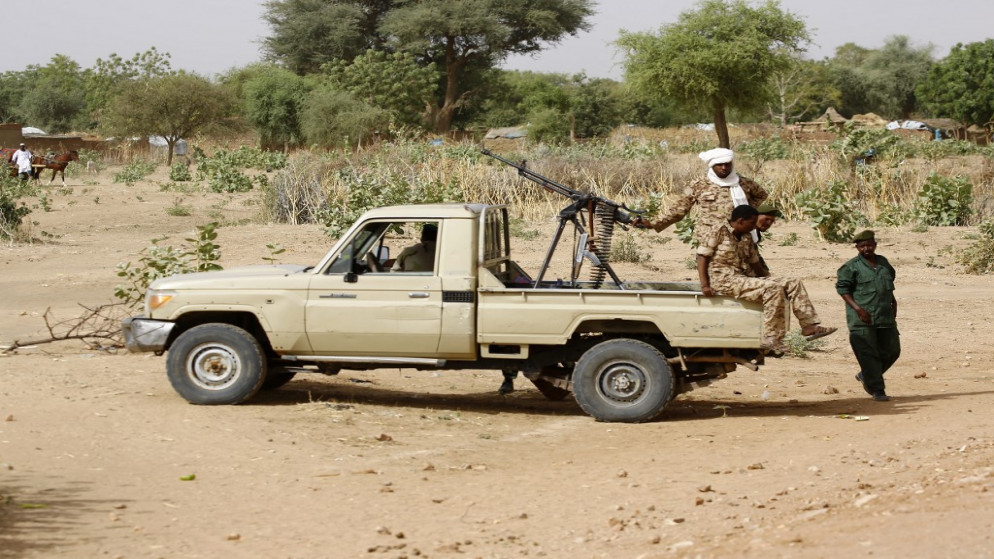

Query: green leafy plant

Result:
[609,232,649,263]
[262,243,286,264]
[777,232,798,246]
[113,159,157,185]
[674,215,696,246]
[914,173,972,226]
[114,222,222,307]
[737,137,793,163]
[781,330,827,358]
[0,177,33,240]
[166,198,192,217]
[169,162,192,182]
[795,180,864,243]
[959,221,994,274]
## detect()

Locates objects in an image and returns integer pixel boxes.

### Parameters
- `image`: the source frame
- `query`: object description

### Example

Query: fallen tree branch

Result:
[4,303,133,351]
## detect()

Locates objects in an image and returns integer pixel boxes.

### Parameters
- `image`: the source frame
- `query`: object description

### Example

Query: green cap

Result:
[756,202,781,217]
[853,229,876,243]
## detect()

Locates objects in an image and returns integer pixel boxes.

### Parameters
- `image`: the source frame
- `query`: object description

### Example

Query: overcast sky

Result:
[3,0,992,79]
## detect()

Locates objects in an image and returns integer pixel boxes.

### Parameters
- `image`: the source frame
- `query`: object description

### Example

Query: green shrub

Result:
[959,221,994,274]
[737,137,793,162]
[914,173,972,226]
[796,180,865,243]
[169,163,192,182]
[830,124,915,162]
[674,215,696,246]
[114,222,222,307]
[113,159,157,185]
[319,170,413,238]
[609,232,649,263]
[0,180,33,239]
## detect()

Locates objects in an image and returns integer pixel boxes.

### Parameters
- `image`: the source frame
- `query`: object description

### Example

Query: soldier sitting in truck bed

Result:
[696,204,836,356]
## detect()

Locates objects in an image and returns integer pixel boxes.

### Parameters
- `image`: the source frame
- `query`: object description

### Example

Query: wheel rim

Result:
[597,360,648,403]
[185,342,242,391]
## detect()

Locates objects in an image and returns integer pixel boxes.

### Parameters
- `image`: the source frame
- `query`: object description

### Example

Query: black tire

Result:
[572,338,674,423]
[166,324,267,405]
[261,370,297,390]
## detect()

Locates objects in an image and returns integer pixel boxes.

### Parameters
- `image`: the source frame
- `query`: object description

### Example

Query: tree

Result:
[262,0,393,74]
[321,50,437,130]
[300,86,390,148]
[84,48,174,124]
[0,71,31,123]
[859,36,933,119]
[826,43,873,117]
[240,65,312,150]
[767,57,840,126]
[263,0,594,132]
[17,55,87,133]
[101,74,234,165]
[617,0,809,148]
[917,40,994,128]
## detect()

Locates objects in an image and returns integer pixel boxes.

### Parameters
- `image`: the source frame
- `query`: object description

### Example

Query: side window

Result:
[325,221,438,275]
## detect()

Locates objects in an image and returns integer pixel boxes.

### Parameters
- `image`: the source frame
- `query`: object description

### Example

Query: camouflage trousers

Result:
[711,275,820,341]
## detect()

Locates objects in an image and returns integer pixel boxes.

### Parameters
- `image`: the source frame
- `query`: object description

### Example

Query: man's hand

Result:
[856,307,872,325]
[701,285,716,297]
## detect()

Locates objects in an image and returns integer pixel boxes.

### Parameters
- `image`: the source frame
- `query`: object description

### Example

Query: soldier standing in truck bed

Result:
[648,148,768,246]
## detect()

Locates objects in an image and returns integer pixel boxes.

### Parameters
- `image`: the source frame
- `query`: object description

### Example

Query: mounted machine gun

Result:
[482,149,646,289]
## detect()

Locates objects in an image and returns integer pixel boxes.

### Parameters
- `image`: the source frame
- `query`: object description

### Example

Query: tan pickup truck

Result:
[123,203,764,422]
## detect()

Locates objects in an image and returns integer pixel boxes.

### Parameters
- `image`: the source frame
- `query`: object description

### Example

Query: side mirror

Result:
[344,272,358,283]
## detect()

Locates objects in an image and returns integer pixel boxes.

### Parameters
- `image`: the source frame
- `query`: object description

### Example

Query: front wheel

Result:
[572,339,674,423]
[166,324,267,404]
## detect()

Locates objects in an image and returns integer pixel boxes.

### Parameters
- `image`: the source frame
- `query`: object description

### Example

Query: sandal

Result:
[803,326,838,341]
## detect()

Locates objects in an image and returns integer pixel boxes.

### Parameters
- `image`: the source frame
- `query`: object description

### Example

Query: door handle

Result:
[319,293,357,299]
[408,292,430,299]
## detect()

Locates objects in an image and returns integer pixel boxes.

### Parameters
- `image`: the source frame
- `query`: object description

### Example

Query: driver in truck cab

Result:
[391,223,437,272]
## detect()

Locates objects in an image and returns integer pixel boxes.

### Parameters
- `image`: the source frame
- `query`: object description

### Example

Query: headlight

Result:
[146,290,176,313]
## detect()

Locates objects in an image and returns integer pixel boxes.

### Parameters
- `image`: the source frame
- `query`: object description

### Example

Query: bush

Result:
[114,222,222,307]
[113,159,157,185]
[796,180,865,243]
[914,173,972,226]
[959,221,994,274]
[737,137,793,163]
[319,169,414,238]
[169,163,192,182]
[0,178,33,240]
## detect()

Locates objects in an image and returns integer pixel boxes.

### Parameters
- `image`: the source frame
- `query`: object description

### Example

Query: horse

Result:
[31,150,79,186]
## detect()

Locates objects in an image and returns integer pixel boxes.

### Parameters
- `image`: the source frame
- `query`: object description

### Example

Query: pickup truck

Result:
[123,203,764,423]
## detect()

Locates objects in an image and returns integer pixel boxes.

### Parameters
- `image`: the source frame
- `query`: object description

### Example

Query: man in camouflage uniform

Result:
[836,230,900,402]
[750,202,782,277]
[649,148,768,246]
[697,205,836,355]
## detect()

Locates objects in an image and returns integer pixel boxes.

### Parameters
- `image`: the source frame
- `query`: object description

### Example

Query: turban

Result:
[698,148,734,168]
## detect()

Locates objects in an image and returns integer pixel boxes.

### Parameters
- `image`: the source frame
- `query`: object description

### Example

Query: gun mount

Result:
[481,149,643,289]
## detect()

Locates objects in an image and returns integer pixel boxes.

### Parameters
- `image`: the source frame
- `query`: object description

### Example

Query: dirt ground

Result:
[2,165,993,558]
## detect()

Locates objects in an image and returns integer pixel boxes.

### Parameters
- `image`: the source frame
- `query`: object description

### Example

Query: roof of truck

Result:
[360,203,500,220]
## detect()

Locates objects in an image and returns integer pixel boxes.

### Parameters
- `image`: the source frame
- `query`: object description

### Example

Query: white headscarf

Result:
[699,148,757,241]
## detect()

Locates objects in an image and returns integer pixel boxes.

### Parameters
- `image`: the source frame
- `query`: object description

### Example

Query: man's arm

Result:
[652,186,697,232]
[840,293,872,325]
[696,254,716,297]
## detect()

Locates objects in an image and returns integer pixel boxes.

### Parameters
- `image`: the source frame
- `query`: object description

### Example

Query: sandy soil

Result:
[2,165,993,558]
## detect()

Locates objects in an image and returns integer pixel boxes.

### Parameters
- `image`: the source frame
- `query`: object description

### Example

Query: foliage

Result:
[17,55,88,133]
[917,39,994,127]
[101,73,235,165]
[114,223,223,307]
[767,57,840,125]
[321,50,437,130]
[264,0,595,132]
[113,159,157,185]
[0,176,33,240]
[84,48,174,124]
[617,0,809,147]
[300,87,390,148]
[795,180,864,243]
[858,36,934,119]
[674,215,696,247]
[169,163,192,182]
[240,65,311,149]
[781,330,826,358]
[320,169,414,237]
[609,232,649,263]
[914,173,972,226]
[829,123,914,162]
[736,137,793,163]
[958,221,994,275]
[827,42,873,117]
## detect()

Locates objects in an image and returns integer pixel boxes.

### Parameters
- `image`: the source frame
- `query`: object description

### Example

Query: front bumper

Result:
[121,316,175,353]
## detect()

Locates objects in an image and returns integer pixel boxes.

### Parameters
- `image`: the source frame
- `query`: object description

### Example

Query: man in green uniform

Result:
[751,202,782,277]
[836,230,900,402]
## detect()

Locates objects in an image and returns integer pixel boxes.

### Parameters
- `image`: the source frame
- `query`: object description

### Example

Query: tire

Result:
[261,370,297,390]
[166,324,267,405]
[572,338,674,423]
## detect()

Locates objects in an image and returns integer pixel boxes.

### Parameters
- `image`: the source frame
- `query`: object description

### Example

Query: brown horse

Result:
[32,150,79,185]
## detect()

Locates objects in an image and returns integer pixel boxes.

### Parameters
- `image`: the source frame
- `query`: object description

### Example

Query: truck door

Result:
[305,221,443,356]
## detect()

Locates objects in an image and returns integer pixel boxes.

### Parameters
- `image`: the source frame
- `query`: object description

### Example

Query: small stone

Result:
[617,470,628,478]
[747,463,764,470]
[695,497,705,506]
[823,386,839,394]
[227,533,241,541]
[914,372,927,379]
[4,414,13,422]
[697,485,714,493]
[376,433,393,442]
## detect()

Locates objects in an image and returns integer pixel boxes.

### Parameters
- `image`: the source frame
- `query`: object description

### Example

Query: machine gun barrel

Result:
[481,148,584,201]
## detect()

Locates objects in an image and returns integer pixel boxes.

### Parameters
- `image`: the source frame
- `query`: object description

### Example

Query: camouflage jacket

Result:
[655,176,768,244]
[697,222,760,280]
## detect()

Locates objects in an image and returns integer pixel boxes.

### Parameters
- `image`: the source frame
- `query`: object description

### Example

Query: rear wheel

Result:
[261,369,297,390]
[572,339,674,423]
[166,324,267,405]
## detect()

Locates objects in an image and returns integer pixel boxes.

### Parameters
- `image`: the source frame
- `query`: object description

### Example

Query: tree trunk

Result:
[166,139,175,166]
[713,101,730,148]
[433,39,463,133]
